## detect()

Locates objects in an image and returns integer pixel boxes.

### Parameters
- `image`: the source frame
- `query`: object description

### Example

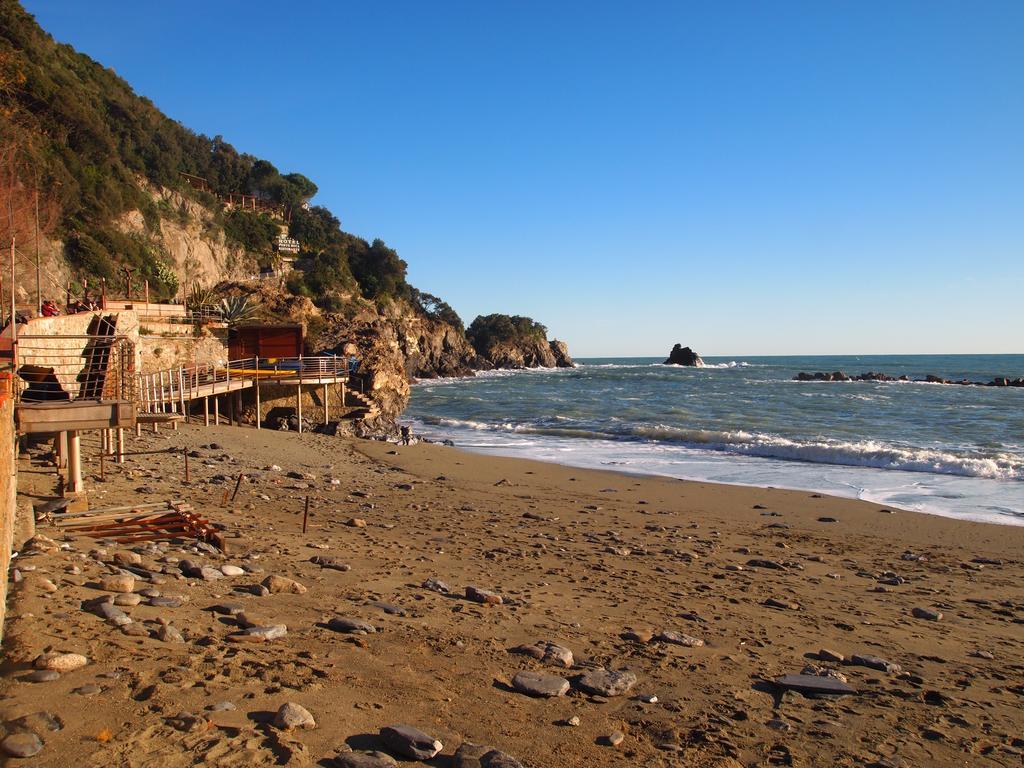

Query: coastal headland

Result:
[3,424,1023,766]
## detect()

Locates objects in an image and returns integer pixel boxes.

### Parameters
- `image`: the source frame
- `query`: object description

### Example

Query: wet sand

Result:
[3,423,1023,767]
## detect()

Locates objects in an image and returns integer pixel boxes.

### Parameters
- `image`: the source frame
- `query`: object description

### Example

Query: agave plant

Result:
[187,281,217,309]
[219,295,259,325]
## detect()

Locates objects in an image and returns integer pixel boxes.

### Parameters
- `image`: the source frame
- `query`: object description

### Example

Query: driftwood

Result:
[51,500,227,551]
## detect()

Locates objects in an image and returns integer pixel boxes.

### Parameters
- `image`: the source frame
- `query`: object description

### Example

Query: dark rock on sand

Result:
[378,724,443,760]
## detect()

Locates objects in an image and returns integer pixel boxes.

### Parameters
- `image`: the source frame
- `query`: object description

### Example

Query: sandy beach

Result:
[3,423,1023,767]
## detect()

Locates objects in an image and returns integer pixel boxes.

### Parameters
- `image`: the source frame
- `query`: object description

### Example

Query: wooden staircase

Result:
[343,388,379,420]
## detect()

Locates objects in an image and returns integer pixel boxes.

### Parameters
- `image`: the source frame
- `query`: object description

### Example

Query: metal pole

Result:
[255,356,261,430]
[9,234,16,347]
[35,189,41,316]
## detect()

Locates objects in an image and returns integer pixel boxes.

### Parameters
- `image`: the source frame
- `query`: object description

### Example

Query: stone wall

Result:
[136,326,228,374]
[15,311,230,388]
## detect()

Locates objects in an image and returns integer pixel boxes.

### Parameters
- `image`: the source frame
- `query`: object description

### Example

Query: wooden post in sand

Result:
[323,382,329,425]
[203,396,209,427]
[116,428,124,464]
[302,495,309,533]
[296,385,303,434]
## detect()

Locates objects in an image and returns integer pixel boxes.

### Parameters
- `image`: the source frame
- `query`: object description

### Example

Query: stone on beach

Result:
[310,555,351,572]
[378,724,443,760]
[509,640,574,667]
[263,574,308,594]
[912,607,943,621]
[454,742,526,768]
[773,674,856,696]
[576,668,637,697]
[850,654,902,674]
[1,732,43,758]
[101,573,135,593]
[228,624,288,642]
[273,702,316,730]
[336,752,399,768]
[34,652,88,672]
[818,648,845,663]
[466,586,503,604]
[328,617,376,634]
[656,631,705,647]
[511,670,570,697]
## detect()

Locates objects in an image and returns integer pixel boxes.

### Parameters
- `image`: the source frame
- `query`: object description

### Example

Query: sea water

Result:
[407,355,1024,525]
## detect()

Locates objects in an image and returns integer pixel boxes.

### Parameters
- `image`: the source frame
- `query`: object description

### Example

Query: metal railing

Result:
[14,334,137,403]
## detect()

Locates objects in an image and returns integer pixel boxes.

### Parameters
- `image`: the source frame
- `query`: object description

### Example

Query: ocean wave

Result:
[418,417,1024,481]
[656,361,754,369]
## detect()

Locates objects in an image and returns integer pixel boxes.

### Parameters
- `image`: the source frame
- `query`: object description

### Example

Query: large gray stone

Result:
[576,668,637,697]
[379,724,442,760]
[328,617,376,635]
[511,670,570,698]
[773,674,856,696]
[335,752,399,768]
[2,732,43,758]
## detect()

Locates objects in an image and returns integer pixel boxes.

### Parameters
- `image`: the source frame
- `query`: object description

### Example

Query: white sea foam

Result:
[420,417,1024,482]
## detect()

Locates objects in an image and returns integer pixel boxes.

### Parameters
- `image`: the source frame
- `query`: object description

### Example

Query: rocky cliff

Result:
[472,336,574,370]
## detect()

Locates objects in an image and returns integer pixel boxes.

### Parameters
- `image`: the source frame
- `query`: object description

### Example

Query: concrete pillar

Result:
[66,430,82,494]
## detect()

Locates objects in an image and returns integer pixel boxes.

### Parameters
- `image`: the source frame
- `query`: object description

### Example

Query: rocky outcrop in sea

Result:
[794,371,1024,387]
[663,344,703,366]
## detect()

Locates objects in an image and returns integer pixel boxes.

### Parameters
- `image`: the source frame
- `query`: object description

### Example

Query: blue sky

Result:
[23,1,1024,356]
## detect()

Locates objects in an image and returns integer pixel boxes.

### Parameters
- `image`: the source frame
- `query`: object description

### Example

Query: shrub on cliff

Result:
[223,210,278,253]
[467,314,548,354]
[411,288,463,332]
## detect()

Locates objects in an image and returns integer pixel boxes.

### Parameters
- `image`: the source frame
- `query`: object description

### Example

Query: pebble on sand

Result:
[262,575,308,594]
[33,652,88,672]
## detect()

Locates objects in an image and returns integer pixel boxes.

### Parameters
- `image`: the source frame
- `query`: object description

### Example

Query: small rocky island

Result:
[663,344,704,366]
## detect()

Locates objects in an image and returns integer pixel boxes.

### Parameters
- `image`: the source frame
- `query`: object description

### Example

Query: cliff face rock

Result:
[664,344,704,366]
[549,339,574,368]
[475,337,556,370]
[116,187,255,287]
